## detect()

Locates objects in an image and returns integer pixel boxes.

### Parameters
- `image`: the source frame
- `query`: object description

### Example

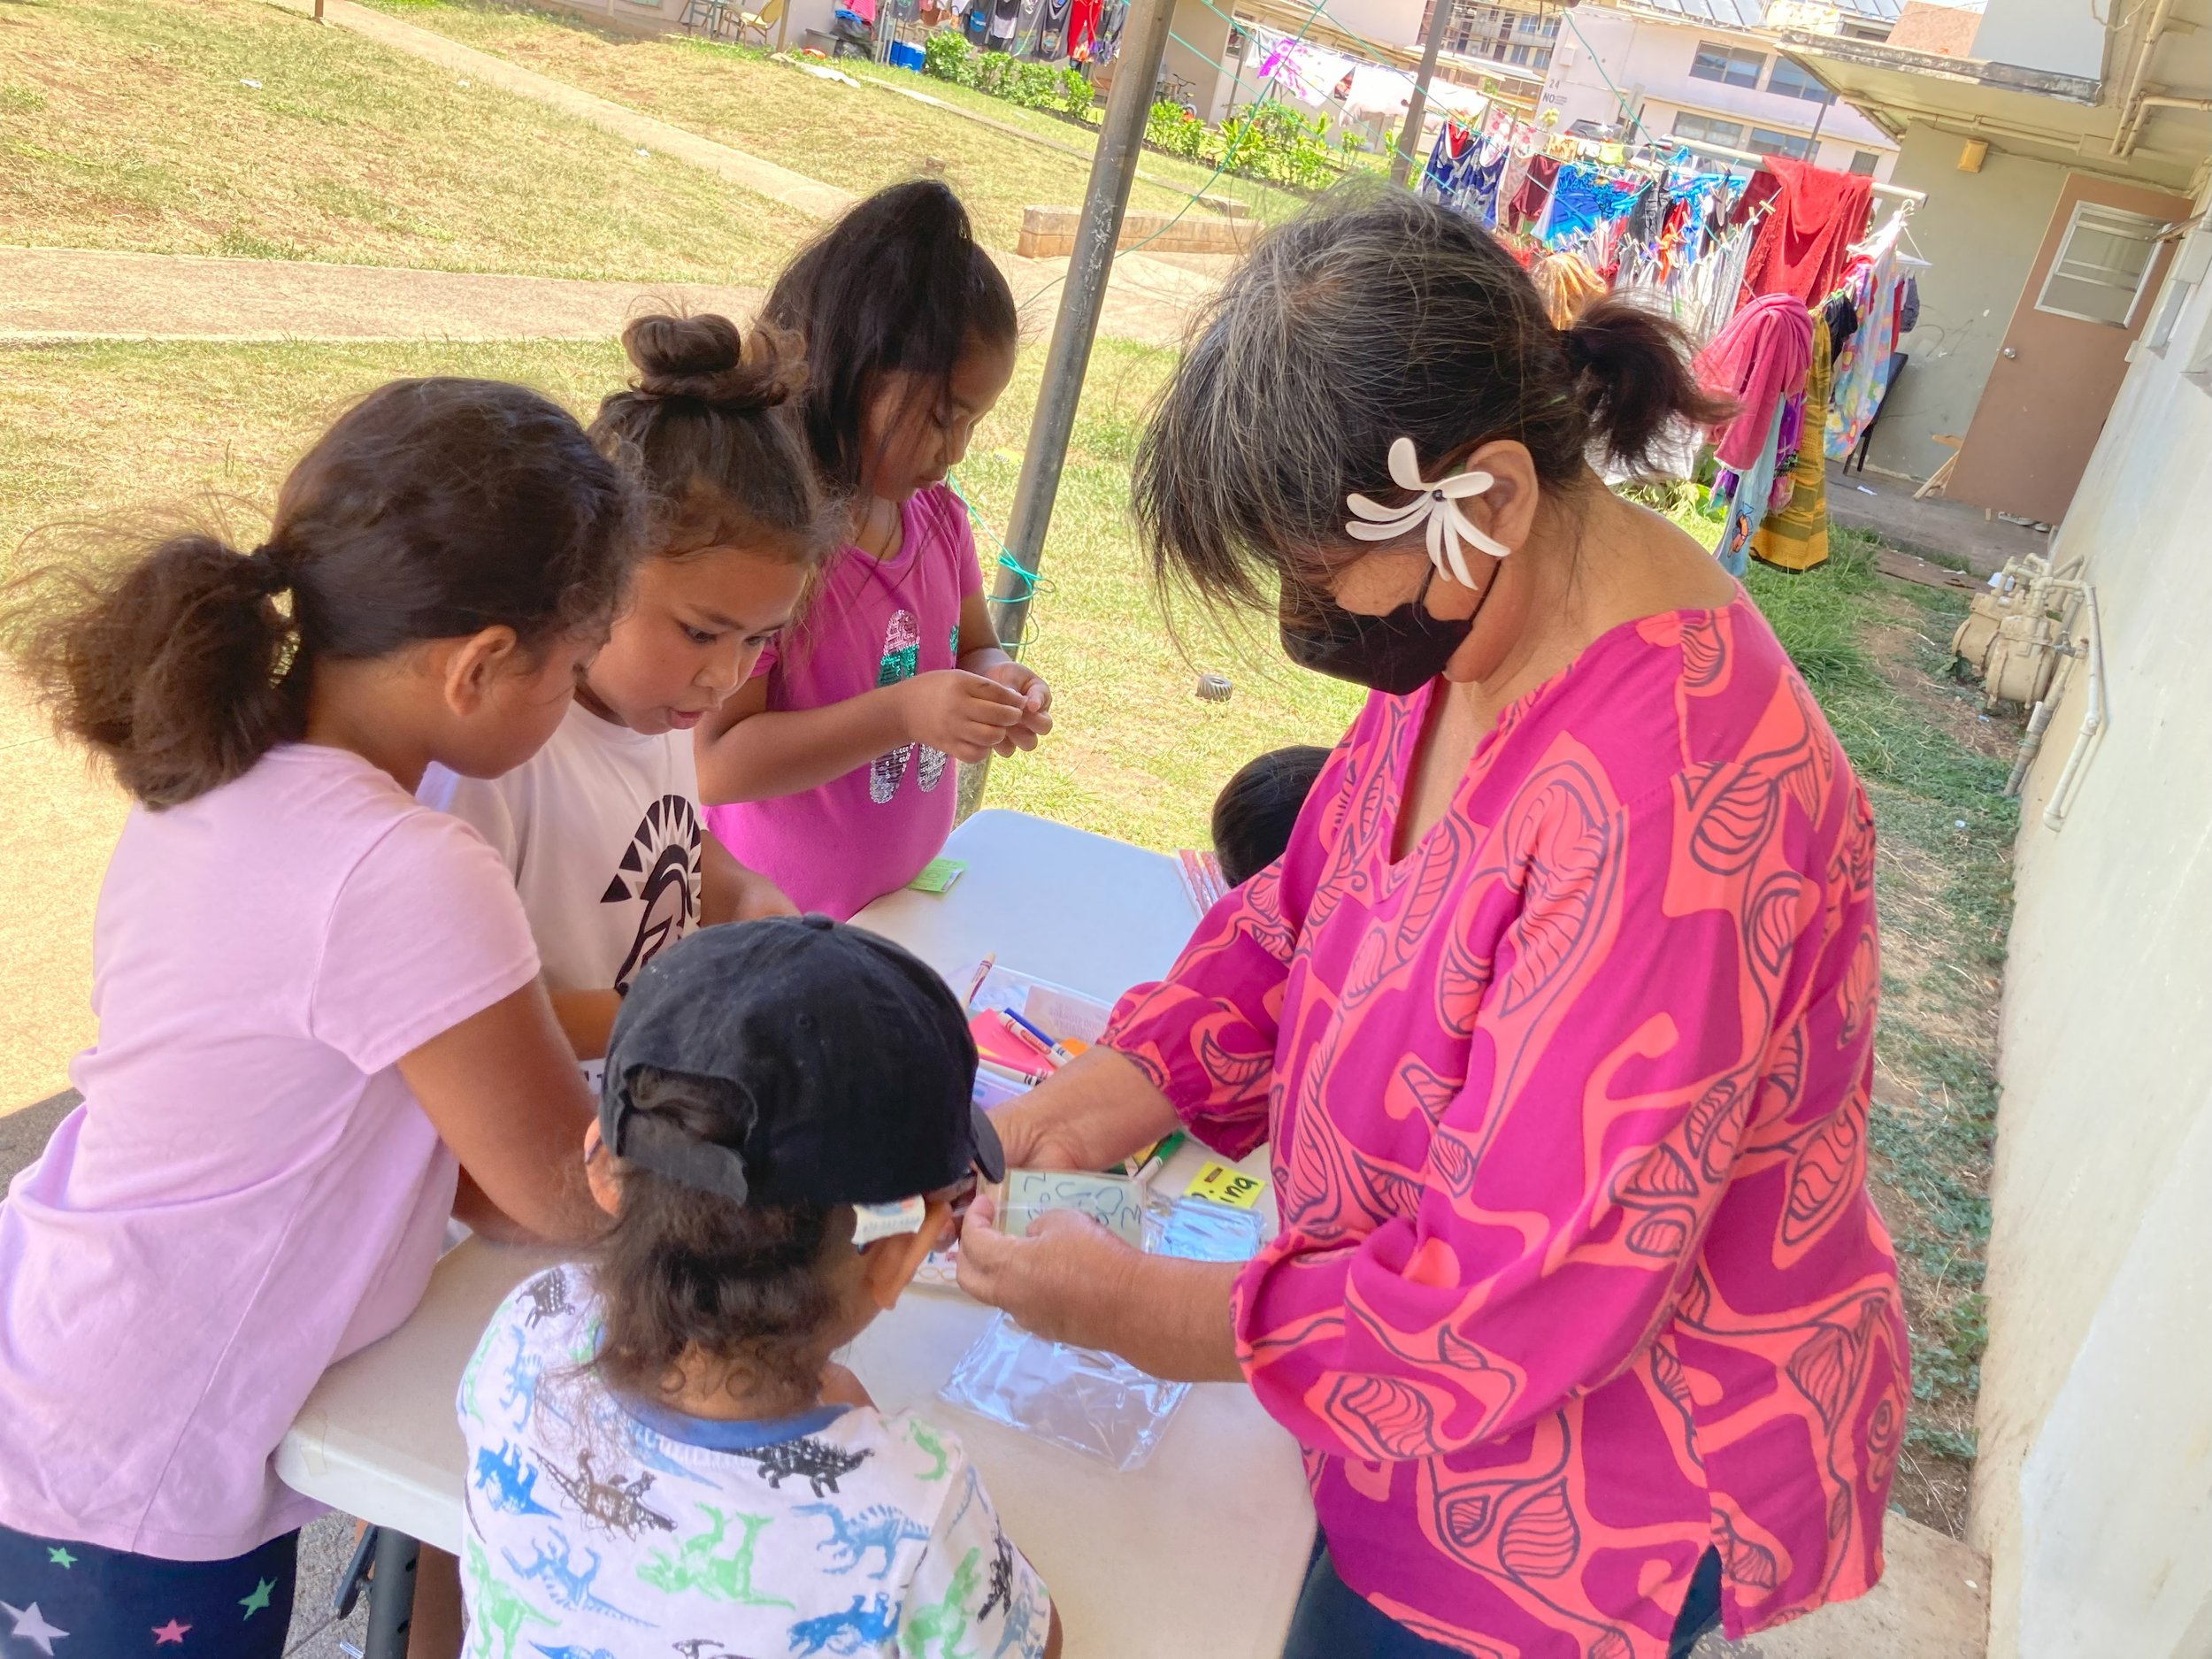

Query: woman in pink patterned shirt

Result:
[956,190,1908,1659]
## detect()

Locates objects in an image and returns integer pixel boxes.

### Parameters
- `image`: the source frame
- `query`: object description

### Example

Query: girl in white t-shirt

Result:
[0,378,635,1654]
[424,312,839,1061]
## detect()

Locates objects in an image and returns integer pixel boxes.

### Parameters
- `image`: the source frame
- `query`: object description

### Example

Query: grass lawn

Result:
[0,0,813,281]
[357,0,1313,249]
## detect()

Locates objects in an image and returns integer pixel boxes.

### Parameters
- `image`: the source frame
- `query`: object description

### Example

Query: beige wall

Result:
[1975,180,2212,1659]
[1865,120,2064,481]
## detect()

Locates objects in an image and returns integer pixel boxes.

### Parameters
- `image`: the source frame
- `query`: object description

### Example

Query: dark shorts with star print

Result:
[0,1523,296,1657]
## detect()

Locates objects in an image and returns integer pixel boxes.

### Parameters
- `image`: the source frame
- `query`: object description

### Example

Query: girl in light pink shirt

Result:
[698,182,1055,920]
[0,380,634,1654]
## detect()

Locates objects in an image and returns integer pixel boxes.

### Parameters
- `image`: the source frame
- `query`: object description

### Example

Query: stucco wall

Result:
[1966,0,2108,80]
[1864,120,2063,480]
[1975,183,2212,1659]
[1540,10,1895,153]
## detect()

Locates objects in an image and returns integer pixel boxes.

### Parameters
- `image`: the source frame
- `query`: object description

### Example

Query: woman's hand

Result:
[955,1195,1141,1348]
[958,1195,1248,1382]
[898,670,1030,763]
[987,1047,1183,1172]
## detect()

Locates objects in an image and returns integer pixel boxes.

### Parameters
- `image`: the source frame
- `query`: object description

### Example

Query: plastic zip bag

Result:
[940,1193,1263,1470]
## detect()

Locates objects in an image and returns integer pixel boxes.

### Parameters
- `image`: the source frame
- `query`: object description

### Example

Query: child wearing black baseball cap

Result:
[456,916,1059,1658]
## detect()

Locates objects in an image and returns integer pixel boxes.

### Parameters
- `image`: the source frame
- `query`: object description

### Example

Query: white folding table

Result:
[277,809,1315,1657]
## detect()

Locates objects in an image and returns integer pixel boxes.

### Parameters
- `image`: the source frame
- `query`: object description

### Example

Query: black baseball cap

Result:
[598,915,1004,1210]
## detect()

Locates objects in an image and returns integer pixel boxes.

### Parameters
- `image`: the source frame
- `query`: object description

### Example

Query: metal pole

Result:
[1389,0,1454,186]
[361,1528,419,1659]
[985,0,1178,649]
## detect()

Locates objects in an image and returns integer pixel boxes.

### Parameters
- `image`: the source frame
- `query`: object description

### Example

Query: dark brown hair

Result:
[1133,184,1736,611]
[590,313,840,566]
[762,180,1018,499]
[9,379,637,809]
[1212,744,1333,888]
[591,1065,851,1405]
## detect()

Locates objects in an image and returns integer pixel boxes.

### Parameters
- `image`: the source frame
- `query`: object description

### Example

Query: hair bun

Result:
[622,313,804,413]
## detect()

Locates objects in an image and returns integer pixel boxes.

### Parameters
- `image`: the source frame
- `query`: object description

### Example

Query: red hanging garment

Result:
[1737,157,1875,308]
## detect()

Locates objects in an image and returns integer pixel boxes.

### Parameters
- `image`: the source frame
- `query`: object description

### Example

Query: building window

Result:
[1747,126,1816,160]
[1671,111,1747,150]
[1765,58,1835,104]
[1848,149,1880,174]
[1433,2,1558,73]
[1689,41,1766,88]
[2036,201,2167,328]
[1839,19,1892,39]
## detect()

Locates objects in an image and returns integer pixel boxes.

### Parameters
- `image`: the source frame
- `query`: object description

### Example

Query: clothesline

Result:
[1667,136,1926,211]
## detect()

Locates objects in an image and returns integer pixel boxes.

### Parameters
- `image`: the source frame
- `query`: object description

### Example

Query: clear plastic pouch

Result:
[939,1191,1265,1470]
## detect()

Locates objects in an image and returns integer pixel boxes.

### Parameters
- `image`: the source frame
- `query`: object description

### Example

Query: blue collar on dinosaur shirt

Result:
[620,1396,852,1453]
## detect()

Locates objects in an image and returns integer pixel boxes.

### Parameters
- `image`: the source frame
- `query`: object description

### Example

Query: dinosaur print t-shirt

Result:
[457,1263,1051,1659]
[703,485,983,921]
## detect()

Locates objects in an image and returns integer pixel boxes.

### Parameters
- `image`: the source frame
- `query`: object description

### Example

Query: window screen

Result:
[1848,150,1880,175]
[1748,127,1816,160]
[2036,202,2165,328]
[1765,58,1835,103]
[1671,111,1747,149]
[1689,42,1765,88]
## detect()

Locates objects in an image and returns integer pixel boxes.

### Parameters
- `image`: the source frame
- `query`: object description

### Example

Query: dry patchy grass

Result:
[0,0,811,280]
[357,0,1310,249]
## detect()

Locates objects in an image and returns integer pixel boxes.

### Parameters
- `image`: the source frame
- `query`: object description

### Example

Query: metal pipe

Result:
[984,0,1177,650]
[2111,0,2178,156]
[2124,93,2212,157]
[1667,136,1927,206]
[2042,585,2106,831]
[1389,0,1455,186]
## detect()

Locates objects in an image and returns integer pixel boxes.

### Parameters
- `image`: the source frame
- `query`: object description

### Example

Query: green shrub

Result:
[1146,99,1205,157]
[1056,66,1095,119]
[922,29,972,85]
[971,49,1013,96]
[1002,59,1063,109]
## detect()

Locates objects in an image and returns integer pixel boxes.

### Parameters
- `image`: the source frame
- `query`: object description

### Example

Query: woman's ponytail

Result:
[1563,299,1738,474]
[15,531,302,809]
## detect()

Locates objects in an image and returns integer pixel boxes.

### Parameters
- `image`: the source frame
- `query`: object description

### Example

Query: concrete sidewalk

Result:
[0,245,765,342]
[1827,463,2051,579]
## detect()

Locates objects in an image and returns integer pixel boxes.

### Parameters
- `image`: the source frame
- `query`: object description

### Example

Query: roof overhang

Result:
[1776,28,2206,188]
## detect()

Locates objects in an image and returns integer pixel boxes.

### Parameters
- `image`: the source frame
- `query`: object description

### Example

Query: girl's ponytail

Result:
[9,377,637,810]
[1563,299,1737,474]
[20,532,301,809]
[761,180,1018,496]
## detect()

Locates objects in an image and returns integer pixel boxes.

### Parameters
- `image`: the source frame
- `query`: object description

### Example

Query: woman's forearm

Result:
[697,687,913,804]
[1102,1255,1245,1383]
[997,1047,1182,1171]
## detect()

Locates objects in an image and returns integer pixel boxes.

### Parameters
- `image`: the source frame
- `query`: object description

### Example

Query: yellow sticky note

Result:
[1185,1161,1266,1210]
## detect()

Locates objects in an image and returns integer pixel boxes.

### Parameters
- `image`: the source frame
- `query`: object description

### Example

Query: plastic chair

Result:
[736,0,784,44]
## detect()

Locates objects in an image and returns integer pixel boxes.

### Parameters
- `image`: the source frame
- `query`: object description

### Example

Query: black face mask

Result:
[1279,565,1474,696]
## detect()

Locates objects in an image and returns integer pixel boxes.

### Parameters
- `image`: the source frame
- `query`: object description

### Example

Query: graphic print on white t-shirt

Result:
[601,792,702,992]
[419,703,704,995]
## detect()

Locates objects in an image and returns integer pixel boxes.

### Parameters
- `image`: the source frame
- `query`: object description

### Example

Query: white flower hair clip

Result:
[1344,437,1510,588]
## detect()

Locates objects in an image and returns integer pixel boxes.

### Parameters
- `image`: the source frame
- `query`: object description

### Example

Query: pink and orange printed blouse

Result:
[1106,595,1907,1658]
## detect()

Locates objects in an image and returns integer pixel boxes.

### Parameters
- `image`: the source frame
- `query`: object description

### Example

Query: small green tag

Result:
[908,856,967,894]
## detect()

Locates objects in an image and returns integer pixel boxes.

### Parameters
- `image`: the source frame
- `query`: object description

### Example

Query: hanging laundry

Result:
[1754,313,1836,572]
[1695,291,1814,471]
[1544,162,1646,243]
[1343,64,1412,121]
[1065,0,1098,57]
[1250,28,1356,106]
[1712,398,1785,579]
[1507,153,1562,236]
[1464,137,1509,227]
[1420,120,1480,208]
[1898,272,1921,333]
[1532,250,1607,326]
[1735,157,1876,308]
[1824,214,1905,461]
